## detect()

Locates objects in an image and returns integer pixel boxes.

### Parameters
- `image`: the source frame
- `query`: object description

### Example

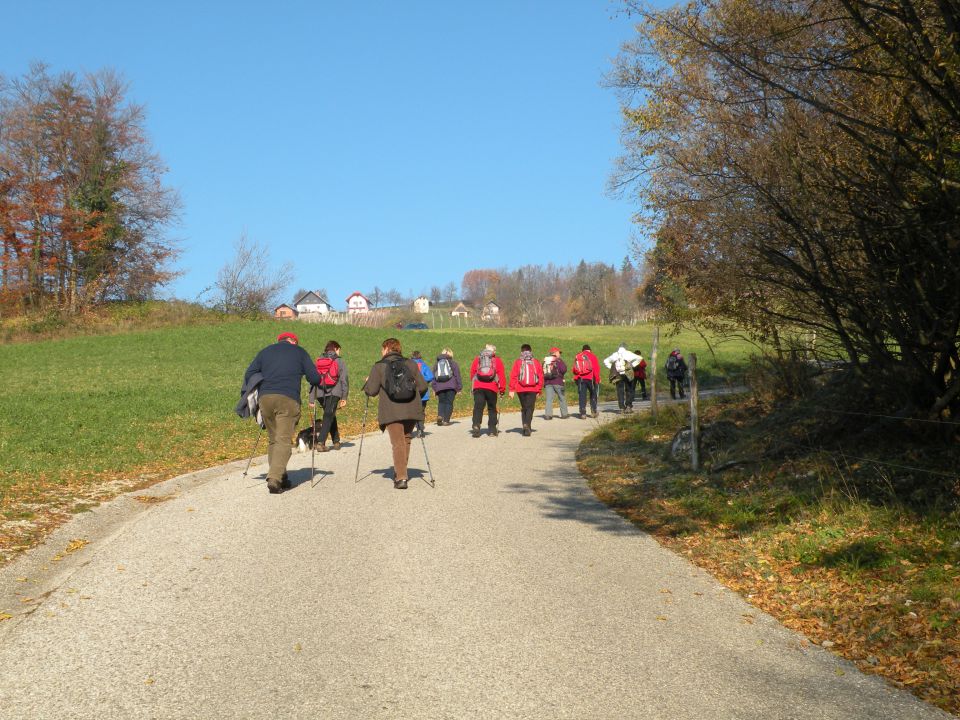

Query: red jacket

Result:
[572,350,601,383]
[470,355,507,393]
[509,356,544,393]
[635,358,647,381]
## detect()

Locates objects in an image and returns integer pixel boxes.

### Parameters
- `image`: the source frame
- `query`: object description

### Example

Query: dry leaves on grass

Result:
[578,417,960,715]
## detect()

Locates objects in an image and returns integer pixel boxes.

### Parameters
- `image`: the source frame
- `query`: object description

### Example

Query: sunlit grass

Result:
[0,318,753,561]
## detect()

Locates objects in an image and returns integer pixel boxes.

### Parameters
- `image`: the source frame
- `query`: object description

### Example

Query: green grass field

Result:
[0,319,752,557]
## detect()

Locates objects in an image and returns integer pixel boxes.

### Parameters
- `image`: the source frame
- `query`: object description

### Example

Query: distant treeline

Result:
[303,259,650,328]
[457,260,646,326]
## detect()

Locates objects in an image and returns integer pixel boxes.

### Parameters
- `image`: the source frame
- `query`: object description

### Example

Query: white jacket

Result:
[603,347,642,374]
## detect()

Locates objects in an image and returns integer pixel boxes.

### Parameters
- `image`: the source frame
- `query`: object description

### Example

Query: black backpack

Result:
[382,357,417,402]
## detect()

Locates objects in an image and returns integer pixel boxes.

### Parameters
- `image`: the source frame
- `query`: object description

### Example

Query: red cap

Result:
[549,347,561,354]
[277,332,299,344]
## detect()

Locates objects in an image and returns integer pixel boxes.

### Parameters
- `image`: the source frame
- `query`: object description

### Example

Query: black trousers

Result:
[317,393,340,444]
[577,379,598,414]
[669,377,685,399]
[436,389,456,421]
[615,379,628,409]
[633,377,647,401]
[472,389,499,429]
[517,391,536,428]
[417,399,428,434]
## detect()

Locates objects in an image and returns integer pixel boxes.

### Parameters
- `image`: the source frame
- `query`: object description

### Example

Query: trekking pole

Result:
[242,425,263,477]
[310,398,318,483]
[418,430,435,487]
[354,394,370,482]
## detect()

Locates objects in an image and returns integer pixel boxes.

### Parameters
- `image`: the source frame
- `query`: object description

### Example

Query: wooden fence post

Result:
[689,352,700,471]
[650,327,659,422]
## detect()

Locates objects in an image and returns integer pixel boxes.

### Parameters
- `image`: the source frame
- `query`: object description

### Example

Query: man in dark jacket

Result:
[362,338,429,490]
[666,348,689,399]
[243,332,322,494]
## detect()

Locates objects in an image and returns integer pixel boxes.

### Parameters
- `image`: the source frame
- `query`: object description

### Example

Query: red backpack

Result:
[475,350,497,381]
[573,352,592,377]
[316,354,340,388]
[517,356,539,388]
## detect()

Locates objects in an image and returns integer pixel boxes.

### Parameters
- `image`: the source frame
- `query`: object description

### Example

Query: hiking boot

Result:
[544,415,552,420]
[489,428,499,437]
[471,426,481,438]
[560,414,569,419]
[332,442,341,450]
[522,426,531,437]
[280,472,291,489]
[591,411,598,418]
[394,478,408,490]
[267,479,283,494]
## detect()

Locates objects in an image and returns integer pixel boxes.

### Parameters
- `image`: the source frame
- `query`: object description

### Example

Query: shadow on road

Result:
[500,437,643,536]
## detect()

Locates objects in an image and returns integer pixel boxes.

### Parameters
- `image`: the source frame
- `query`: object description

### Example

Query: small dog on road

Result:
[296,425,319,453]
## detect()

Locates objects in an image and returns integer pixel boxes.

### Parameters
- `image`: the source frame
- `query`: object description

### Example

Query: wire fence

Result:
[669,375,959,480]
[772,437,959,480]
[813,406,960,428]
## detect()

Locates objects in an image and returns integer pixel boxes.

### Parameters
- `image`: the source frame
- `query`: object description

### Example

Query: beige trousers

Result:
[259,394,301,482]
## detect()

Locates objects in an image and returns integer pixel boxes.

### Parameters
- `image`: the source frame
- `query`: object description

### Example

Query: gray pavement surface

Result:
[0,399,952,719]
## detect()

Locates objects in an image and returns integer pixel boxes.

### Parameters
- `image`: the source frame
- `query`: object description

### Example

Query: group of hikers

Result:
[239,332,690,493]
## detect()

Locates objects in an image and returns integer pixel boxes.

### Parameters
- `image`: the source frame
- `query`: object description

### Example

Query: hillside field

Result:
[0,320,752,561]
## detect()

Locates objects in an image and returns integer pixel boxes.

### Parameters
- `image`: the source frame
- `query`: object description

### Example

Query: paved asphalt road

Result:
[0,399,952,719]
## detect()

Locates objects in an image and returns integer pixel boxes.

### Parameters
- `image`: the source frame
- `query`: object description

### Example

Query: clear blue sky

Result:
[3,1,650,309]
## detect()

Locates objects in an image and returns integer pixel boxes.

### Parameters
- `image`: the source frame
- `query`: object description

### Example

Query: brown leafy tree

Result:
[0,64,180,314]
[460,269,500,306]
[609,0,960,421]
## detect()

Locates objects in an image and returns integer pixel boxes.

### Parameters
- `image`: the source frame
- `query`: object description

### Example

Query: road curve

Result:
[0,400,951,719]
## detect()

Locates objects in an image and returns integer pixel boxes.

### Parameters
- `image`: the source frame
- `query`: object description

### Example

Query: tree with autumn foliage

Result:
[0,64,180,315]
[609,0,960,422]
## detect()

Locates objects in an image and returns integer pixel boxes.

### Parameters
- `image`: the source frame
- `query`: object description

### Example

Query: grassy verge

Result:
[577,395,960,714]
[0,318,751,565]
[0,300,227,343]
